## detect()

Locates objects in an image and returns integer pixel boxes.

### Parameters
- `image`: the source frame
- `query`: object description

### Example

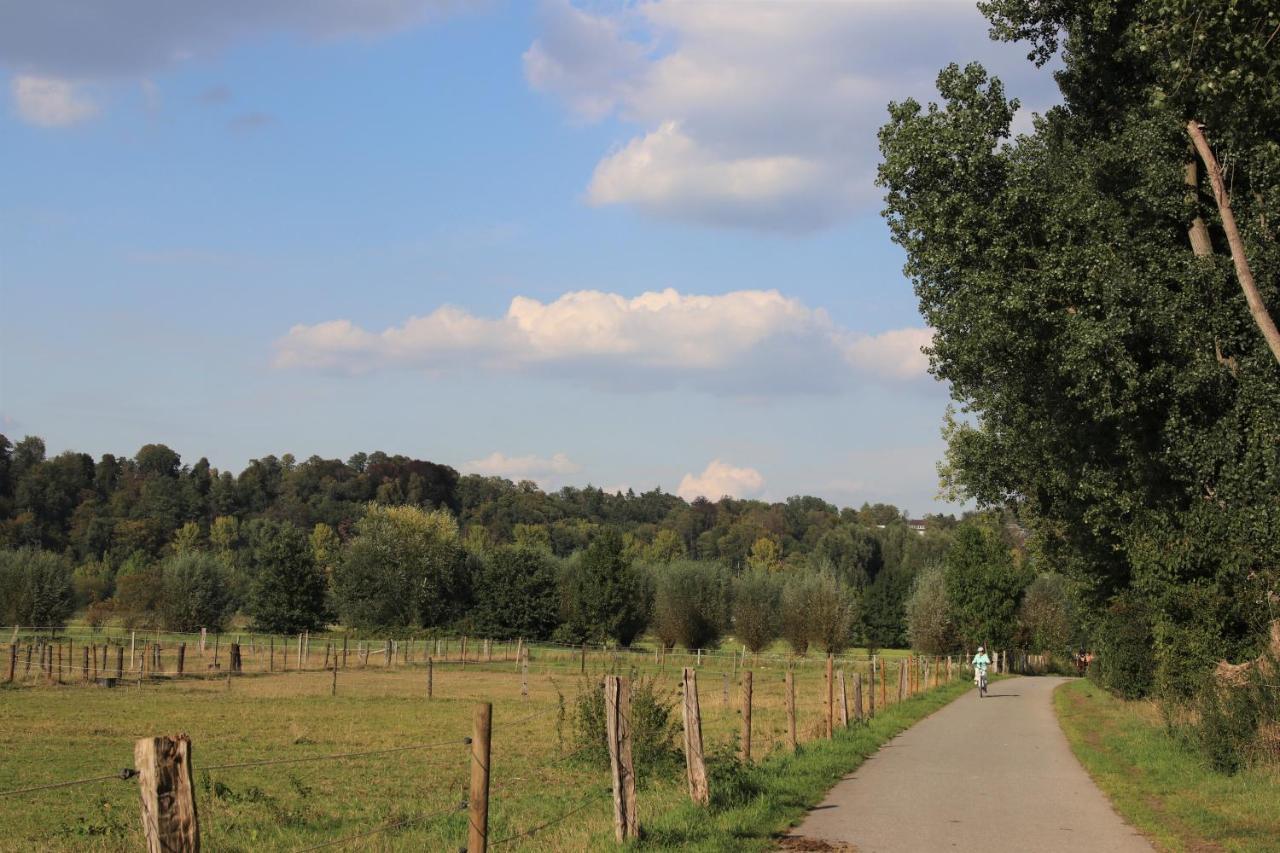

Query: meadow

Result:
[0,629,955,851]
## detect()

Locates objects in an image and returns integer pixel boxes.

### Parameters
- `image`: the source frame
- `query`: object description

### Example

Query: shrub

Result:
[651,560,730,650]
[158,552,235,632]
[0,547,75,627]
[732,570,781,653]
[1017,572,1079,654]
[470,545,560,640]
[72,559,115,607]
[1092,594,1156,699]
[569,671,680,780]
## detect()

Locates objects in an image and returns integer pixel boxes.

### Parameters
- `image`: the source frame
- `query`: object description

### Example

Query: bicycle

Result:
[975,669,988,698]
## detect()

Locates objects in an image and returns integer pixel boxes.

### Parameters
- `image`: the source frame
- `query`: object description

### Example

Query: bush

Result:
[780,571,858,655]
[651,560,730,650]
[470,545,560,640]
[72,559,115,607]
[906,564,953,654]
[0,547,75,627]
[1092,594,1156,699]
[1191,654,1280,774]
[158,552,235,632]
[732,569,781,654]
[569,671,680,780]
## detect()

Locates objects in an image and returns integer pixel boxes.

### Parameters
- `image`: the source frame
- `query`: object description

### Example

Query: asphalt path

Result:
[787,676,1152,852]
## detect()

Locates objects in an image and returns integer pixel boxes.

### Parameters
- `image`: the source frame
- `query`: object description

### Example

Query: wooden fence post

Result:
[134,734,199,853]
[427,656,433,699]
[331,660,338,697]
[116,645,125,680]
[521,648,529,701]
[897,661,907,702]
[83,645,90,681]
[853,672,864,721]
[177,644,185,677]
[8,642,17,683]
[740,670,753,762]
[825,655,834,739]
[784,670,797,752]
[722,672,729,708]
[604,676,639,841]
[681,668,709,805]
[467,702,492,853]
[342,636,348,669]
[838,670,849,728]
[130,631,136,673]
[580,643,587,674]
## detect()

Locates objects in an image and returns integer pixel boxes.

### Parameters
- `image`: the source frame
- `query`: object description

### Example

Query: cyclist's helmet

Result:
[977,646,985,652]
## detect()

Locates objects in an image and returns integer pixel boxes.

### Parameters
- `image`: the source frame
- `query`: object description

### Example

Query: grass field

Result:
[1,631,957,851]
[1054,679,1280,852]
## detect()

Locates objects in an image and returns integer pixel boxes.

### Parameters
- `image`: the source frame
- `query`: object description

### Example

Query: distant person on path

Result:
[972,646,991,687]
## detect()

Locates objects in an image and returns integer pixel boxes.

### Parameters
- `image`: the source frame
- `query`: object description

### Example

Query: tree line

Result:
[0,433,1076,652]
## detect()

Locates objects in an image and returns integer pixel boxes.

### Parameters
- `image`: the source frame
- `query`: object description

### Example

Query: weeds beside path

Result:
[635,678,972,852]
[1054,679,1280,852]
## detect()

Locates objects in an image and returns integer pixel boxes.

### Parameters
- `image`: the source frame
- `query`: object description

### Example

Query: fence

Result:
[1,630,982,849]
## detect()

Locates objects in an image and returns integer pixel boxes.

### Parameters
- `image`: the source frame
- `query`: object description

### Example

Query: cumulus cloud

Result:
[462,451,583,485]
[677,460,765,501]
[11,75,98,126]
[275,288,935,394]
[0,1,468,124]
[525,0,1058,231]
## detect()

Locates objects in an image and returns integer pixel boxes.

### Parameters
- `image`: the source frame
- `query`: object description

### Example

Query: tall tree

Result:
[246,520,328,633]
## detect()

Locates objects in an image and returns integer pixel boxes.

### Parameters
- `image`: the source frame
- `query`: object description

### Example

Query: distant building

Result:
[907,519,928,536]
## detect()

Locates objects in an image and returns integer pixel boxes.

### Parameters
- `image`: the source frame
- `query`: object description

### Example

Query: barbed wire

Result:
[202,737,470,772]
[489,787,611,847]
[291,801,466,852]
[0,769,137,799]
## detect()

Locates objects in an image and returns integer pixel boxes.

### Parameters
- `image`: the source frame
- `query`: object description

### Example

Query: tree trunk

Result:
[1187,120,1280,366]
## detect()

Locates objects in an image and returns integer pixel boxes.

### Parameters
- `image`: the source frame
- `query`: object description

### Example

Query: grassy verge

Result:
[634,678,972,851]
[1054,679,1280,852]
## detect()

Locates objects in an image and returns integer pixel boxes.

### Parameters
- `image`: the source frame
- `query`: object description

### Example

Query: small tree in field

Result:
[159,552,234,632]
[560,528,650,645]
[247,520,328,634]
[781,572,815,655]
[732,569,781,654]
[906,564,954,654]
[0,547,75,628]
[808,571,859,655]
[944,523,1028,650]
[651,560,730,650]
[471,545,560,640]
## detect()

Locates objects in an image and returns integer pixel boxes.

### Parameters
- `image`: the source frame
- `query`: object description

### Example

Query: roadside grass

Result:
[1054,679,1280,852]
[0,641,958,852]
[635,678,972,851]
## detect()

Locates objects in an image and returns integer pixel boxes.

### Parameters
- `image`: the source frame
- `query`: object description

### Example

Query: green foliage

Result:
[568,672,680,781]
[331,504,466,631]
[650,560,731,650]
[245,520,328,633]
[906,564,953,654]
[731,569,782,654]
[944,523,1028,650]
[1017,573,1080,654]
[558,529,650,645]
[0,547,75,627]
[812,526,882,588]
[469,545,560,640]
[779,571,859,655]
[71,559,115,607]
[158,552,235,632]
[1190,653,1280,774]
[878,0,1280,703]
[1092,594,1156,699]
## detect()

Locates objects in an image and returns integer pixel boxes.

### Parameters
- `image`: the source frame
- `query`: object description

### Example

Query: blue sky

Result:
[0,1,1058,514]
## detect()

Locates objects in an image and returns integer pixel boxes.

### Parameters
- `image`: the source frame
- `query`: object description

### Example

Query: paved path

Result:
[788,676,1152,852]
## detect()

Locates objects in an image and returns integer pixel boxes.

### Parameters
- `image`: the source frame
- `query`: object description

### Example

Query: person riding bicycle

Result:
[972,646,991,694]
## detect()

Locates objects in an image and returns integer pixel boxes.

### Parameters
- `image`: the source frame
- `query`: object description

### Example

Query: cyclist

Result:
[972,645,991,697]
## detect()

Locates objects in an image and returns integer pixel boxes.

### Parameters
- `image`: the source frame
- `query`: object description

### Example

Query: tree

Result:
[1017,573,1078,654]
[732,569,781,654]
[246,520,328,633]
[331,504,466,630]
[807,572,860,655]
[746,536,783,573]
[158,552,234,632]
[0,547,74,627]
[861,564,914,650]
[171,521,203,554]
[878,1,1280,686]
[470,545,560,640]
[643,529,687,564]
[651,560,730,650]
[559,529,649,645]
[906,564,955,654]
[812,526,883,588]
[944,524,1028,650]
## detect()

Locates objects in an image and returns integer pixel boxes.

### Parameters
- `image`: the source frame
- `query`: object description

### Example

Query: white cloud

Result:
[275,288,934,393]
[677,460,765,501]
[525,0,1059,231]
[11,75,98,126]
[462,451,583,485]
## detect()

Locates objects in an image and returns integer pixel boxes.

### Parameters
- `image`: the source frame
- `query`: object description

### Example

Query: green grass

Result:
[0,640,959,852]
[1054,679,1280,852]
[633,678,972,851]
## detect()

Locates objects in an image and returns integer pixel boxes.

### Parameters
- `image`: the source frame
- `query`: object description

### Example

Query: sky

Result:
[0,0,1060,515]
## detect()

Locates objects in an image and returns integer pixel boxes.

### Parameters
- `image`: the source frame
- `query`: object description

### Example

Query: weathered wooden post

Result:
[177,643,186,677]
[897,661,907,702]
[8,641,17,683]
[681,668,709,805]
[784,670,797,751]
[427,656,434,699]
[116,645,125,680]
[580,643,587,674]
[740,670,753,762]
[604,676,639,841]
[825,655,835,739]
[853,672,864,721]
[135,734,199,852]
[331,660,338,697]
[838,670,849,728]
[521,648,529,701]
[467,702,492,853]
